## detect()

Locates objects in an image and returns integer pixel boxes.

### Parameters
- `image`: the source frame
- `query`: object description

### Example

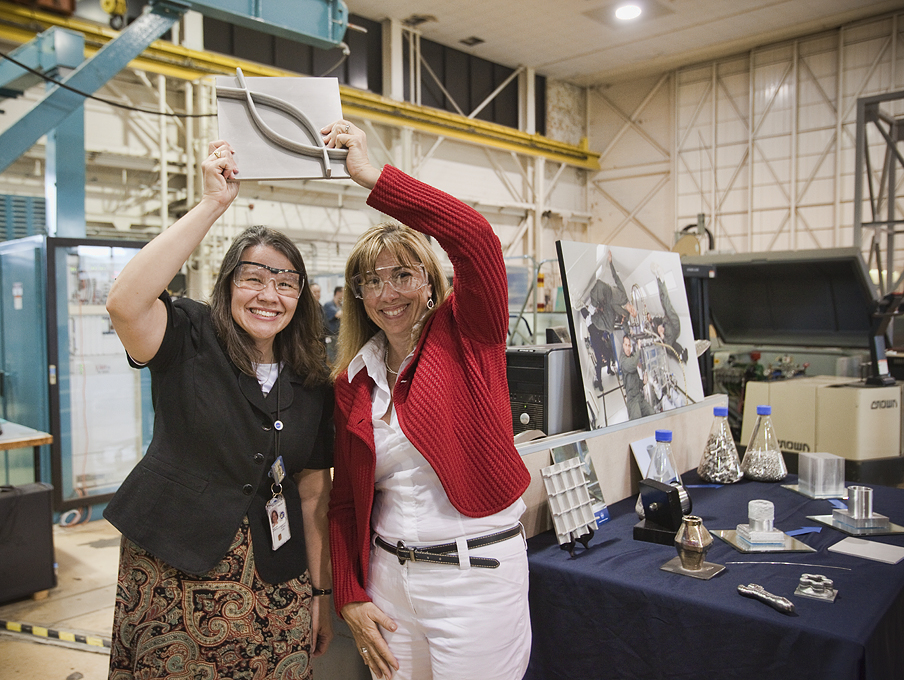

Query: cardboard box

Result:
[741,376,853,454]
[816,383,902,460]
[742,377,902,461]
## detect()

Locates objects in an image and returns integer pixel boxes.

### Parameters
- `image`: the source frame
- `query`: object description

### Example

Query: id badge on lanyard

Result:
[267,455,291,550]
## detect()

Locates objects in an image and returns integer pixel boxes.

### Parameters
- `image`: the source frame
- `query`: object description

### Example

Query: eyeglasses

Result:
[233,261,304,298]
[351,264,428,299]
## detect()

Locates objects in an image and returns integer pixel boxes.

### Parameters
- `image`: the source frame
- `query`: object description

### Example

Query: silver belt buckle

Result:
[396,540,416,565]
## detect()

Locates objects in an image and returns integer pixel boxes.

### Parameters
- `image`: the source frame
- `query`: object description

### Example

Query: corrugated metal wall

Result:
[590,11,904,269]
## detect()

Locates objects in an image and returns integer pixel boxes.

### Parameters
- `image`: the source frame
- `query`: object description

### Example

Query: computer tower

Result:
[507,343,587,437]
[0,483,56,603]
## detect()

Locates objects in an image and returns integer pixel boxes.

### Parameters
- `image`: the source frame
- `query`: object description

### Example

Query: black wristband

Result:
[311,587,332,596]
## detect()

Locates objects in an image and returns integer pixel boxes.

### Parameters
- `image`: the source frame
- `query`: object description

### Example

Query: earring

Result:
[427,298,435,309]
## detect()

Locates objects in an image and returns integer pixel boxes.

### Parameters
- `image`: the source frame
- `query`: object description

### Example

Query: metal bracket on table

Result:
[794,573,837,602]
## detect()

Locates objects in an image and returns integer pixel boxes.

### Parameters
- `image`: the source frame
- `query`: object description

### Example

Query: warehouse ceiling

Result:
[344,0,904,86]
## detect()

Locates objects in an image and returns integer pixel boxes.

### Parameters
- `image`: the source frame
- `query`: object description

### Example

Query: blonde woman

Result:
[324,120,532,680]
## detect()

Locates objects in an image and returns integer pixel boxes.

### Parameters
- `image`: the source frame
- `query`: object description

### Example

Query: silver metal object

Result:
[217,68,349,179]
[806,515,904,536]
[660,556,725,580]
[748,499,774,533]
[827,485,891,530]
[661,515,725,579]
[782,484,847,500]
[796,451,846,498]
[849,485,872,518]
[713,529,817,553]
[737,583,795,614]
[726,561,852,571]
[794,573,837,602]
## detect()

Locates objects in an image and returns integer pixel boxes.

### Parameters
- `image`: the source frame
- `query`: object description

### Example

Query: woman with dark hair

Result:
[104,141,334,679]
[324,120,532,680]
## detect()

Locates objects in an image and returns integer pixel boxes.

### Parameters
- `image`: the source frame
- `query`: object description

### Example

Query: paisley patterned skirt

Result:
[108,519,313,680]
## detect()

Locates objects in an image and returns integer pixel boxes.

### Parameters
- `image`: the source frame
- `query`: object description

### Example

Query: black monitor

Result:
[682,247,876,348]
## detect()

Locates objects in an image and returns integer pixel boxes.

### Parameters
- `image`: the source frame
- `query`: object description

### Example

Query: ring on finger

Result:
[360,646,369,655]
[344,124,350,134]
[213,149,221,158]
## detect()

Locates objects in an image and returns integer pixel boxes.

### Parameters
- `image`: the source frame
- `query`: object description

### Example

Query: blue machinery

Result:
[0,1,349,506]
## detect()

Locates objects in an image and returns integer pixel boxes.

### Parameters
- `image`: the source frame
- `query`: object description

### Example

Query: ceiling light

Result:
[615,4,642,21]
[403,14,436,28]
[460,36,485,47]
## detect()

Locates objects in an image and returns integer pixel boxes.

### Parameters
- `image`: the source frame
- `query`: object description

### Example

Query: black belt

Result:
[374,524,523,569]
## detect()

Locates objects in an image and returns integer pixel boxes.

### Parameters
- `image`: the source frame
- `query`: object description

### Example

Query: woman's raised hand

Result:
[321,121,381,190]
[203,141,241,208]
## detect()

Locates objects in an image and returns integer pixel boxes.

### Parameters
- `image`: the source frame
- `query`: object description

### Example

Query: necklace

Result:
[384,346,399,376]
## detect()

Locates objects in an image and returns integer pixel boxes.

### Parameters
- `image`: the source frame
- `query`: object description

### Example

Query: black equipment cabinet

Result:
[0,483,56,603]
[506,343,587,436]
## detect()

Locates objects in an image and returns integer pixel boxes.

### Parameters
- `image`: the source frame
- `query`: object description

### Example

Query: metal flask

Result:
[674,515,713,571]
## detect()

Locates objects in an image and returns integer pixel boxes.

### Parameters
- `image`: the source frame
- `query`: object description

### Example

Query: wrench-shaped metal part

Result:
[738,583,796,614]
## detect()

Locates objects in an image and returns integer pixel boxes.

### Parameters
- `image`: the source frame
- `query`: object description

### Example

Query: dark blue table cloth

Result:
[526,472,904,680]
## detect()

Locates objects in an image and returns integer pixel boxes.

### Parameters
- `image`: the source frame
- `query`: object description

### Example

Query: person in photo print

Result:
[648,262,688,363]
[584,251,636,388]
[619,333,655,420]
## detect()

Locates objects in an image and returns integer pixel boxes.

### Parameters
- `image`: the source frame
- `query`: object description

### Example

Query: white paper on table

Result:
[630,435,656,478]
[827,537,904,564]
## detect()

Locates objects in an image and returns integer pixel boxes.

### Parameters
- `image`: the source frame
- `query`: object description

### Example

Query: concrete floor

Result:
[0,519,368,680]
[0,519,118,680]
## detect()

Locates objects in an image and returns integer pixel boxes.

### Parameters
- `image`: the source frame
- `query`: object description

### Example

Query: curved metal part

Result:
[795,573,837,602]
[799,573,833,592]
[217,68,348,179]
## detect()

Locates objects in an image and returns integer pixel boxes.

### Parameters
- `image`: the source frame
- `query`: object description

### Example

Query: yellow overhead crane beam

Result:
[0,2,600,171]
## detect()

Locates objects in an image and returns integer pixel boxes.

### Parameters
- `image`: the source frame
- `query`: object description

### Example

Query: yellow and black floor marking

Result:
[0,618,111,652]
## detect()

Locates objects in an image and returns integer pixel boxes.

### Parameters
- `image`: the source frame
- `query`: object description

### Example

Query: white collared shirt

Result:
[348,333,525,544]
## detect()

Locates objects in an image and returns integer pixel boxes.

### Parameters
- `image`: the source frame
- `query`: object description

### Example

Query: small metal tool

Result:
[737,583,795,614]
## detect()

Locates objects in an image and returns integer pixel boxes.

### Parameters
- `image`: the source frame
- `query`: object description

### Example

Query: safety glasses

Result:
[233,261,304,299]
[351,264,428,299]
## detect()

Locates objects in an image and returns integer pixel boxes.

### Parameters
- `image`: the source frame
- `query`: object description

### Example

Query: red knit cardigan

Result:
[328,166,531,614]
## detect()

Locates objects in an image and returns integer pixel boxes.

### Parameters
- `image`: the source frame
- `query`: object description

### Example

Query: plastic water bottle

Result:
[698,406,743,483]
[741,405,787,481]
[636,429,691,517]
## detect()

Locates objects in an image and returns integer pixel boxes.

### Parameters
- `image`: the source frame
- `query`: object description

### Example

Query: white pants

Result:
[367,530,531,680]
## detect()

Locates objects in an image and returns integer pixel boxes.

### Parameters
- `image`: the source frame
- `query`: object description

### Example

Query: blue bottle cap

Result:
[655,429,672,442]
[713,406,728,417]
[756,405,771,415]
